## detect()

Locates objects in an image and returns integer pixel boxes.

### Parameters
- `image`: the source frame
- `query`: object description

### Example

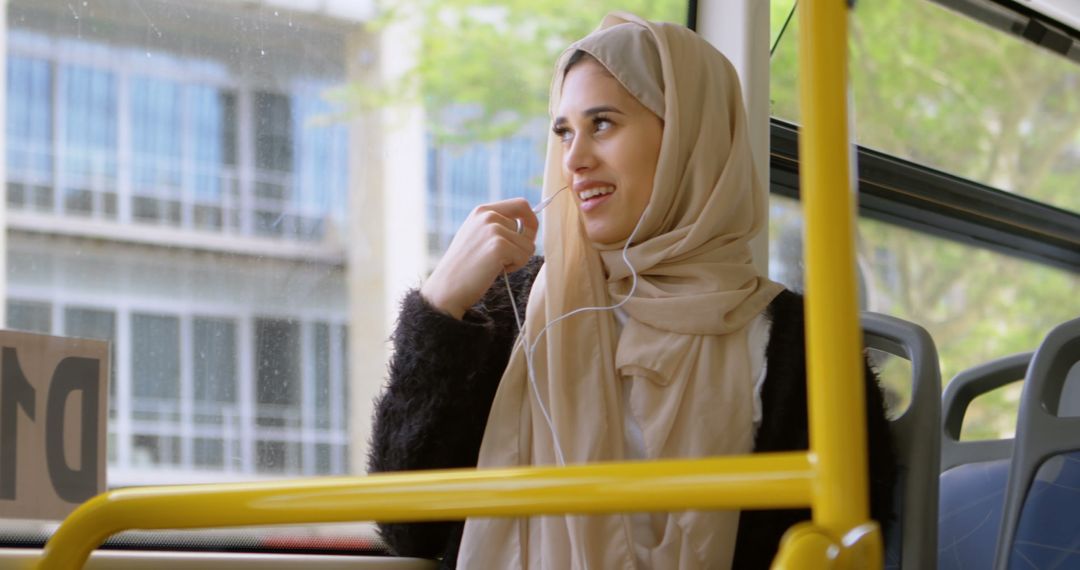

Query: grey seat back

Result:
[994,317,1080,570]
[862,312,941,570]
[940,353,1030,472]
[937,353,1030,570]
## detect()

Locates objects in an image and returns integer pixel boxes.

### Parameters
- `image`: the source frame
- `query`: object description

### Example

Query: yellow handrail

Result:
[797,0,873,537]
[38,1,881,568]
[38,453,813,569]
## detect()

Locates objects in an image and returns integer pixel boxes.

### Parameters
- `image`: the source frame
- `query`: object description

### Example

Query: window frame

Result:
[769,118,1080,273]
[927,0,1080,65]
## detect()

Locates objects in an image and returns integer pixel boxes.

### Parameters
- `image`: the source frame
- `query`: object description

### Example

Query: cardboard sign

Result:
[0,330,109,521]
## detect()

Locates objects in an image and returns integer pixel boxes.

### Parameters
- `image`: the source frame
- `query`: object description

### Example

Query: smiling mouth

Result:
[578,186,615,201]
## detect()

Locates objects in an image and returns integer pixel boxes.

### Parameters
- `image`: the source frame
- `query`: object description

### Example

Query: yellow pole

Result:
[796,0,871,535]
[39,453,813,570]
[772,522,839,569]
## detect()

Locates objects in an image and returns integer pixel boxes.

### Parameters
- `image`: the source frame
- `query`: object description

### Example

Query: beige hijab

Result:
[457,12,783,569]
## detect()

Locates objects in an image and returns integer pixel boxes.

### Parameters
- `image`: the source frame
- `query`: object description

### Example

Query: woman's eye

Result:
[553,126,573,143]
[594,117,613,133]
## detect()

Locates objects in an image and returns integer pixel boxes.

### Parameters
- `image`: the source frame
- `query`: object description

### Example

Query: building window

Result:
[316,443,332,474]
[191,87,239,231]
[6,55,54,212]
[255,92,293,174]
[193,317,237,425]
[257,439,301,474]
[8,38,347,243]
[7,300,52,334]
[130,76,184,225]
[255,318,301,428]
[314,322,332,430]
[131,313,181,422]
[339,326,347,431]
[64,307,117,412]
[254,92,293,237]
[24,299,347,478]
[293,87,348,241]
[62,63,118,218]
[64,307,115,342]
[132,434,181,467]
[339,324,349,435]
[193,437,225,469]
[499,135,543,207]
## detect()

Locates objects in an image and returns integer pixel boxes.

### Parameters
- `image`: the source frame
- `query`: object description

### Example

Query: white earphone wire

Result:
[503,194,646,467]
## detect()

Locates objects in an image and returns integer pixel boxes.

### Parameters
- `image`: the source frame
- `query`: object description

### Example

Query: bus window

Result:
[768,0,1080,440]
[0,0,687,552]
[770,0,1080,212]
[769,194,1078,439]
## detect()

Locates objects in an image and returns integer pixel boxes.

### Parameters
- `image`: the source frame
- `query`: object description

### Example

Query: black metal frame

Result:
[770,119,1080,272]
[930,0,1080,63]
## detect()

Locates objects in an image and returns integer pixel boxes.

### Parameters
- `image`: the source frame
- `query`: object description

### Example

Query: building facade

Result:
[2,0,548,489]
[4,0,365,487]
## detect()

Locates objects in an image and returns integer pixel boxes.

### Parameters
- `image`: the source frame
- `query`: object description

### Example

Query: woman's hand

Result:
[421,198,539,320]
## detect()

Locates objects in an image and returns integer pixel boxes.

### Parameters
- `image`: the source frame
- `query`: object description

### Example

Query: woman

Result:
[369,13,896,569]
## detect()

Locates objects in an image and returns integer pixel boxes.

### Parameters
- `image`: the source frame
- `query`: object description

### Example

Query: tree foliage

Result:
[374,0,684,142]
[770,0,1080,437]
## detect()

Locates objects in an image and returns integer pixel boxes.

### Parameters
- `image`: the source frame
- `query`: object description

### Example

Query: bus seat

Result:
[862,313,942,570]
[994,317,1080,570]
[937,352,1030,570]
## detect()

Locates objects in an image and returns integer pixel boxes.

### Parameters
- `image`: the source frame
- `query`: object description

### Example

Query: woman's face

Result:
[554,56,663,245]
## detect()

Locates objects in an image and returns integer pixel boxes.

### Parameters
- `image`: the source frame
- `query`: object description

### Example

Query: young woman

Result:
[369,13,896,569]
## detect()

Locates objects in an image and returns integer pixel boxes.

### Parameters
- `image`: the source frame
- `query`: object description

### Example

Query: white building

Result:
[1,0,561,489]
[2,0,391,487]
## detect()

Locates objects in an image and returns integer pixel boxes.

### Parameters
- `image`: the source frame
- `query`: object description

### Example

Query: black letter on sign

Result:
[46,357,100,503]
[1,347,36,500]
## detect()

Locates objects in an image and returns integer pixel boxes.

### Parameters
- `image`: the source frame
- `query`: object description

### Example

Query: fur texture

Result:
[368,257,896,569]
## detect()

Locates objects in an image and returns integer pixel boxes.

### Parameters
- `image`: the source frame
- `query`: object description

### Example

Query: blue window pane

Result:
[499,135,543,205]
[7,56,53,180]
[63,63,117,182]
[293,87,348,215]
[193,318,237,404]
[192,86,222,200]
[446,144,490,232]
[190,86,236,203]
[255,92,292,173]
[131,313,180,406]
[130,76,183,196]
[426,134,442,251]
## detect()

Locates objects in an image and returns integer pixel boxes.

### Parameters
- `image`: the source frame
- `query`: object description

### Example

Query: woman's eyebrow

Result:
[553,105,626,127]
[583,105,624,116]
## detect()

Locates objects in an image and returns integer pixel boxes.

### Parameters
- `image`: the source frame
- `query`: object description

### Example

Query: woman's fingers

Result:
[420,197,541,319]
[490,223,536,271]
[475,198,540,240]
[476,208,538,254]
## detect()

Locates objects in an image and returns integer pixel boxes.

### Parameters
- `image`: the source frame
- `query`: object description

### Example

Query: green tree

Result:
[370,0,684,142]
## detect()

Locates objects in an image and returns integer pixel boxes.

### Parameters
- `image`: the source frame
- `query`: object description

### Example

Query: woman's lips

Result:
[575,182,615,214]
[579,191,613,213]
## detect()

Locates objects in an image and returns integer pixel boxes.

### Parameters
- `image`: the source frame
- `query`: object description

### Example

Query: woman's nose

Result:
[564,136,596,173]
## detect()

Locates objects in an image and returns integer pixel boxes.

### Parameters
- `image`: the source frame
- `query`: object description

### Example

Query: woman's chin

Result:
[583,223,630,247]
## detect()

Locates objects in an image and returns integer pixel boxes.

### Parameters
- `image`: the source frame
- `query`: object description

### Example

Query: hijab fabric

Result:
[457,12,783,569]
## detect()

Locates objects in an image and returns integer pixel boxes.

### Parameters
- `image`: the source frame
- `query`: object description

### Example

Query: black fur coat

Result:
[368,257,896,569]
